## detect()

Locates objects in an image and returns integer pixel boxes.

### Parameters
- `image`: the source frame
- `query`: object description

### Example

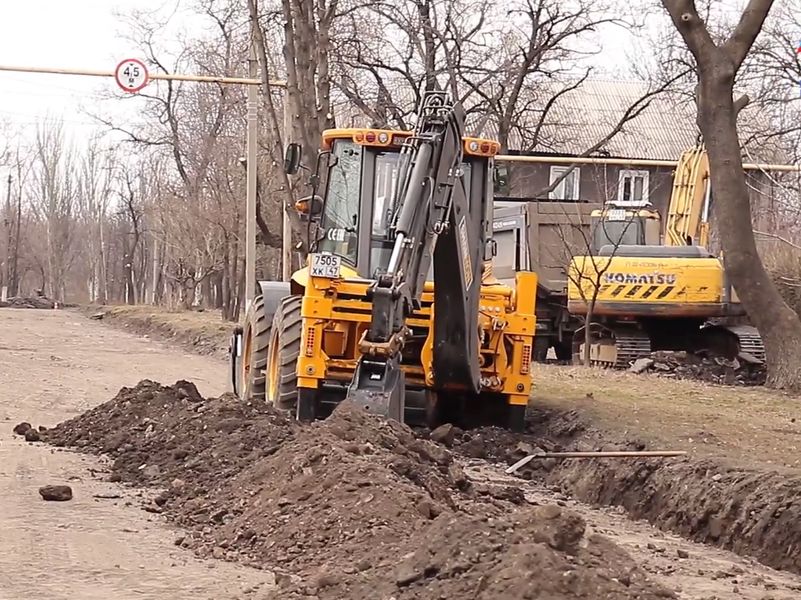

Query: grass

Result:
[532,363,801,473]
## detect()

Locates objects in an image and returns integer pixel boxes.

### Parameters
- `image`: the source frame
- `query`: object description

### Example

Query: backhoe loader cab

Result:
[231,102,538,431]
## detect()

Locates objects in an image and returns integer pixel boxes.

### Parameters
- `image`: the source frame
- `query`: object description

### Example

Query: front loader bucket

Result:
[346,355,405,422]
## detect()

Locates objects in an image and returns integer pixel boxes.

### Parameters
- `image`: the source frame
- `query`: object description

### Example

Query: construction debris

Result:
[629,350,766,386]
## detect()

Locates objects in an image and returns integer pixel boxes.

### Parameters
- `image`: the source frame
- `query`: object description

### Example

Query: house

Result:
[490,80,783,243]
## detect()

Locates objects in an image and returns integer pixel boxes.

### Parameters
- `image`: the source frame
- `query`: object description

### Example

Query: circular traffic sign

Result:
[114,58,149,93]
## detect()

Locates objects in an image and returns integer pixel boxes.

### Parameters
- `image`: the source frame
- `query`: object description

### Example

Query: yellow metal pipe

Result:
[0,63,285,87]
[496,153,801,173]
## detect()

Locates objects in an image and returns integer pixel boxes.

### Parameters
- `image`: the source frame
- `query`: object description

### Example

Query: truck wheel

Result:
[265,296,303,413]
[241,295,270,401]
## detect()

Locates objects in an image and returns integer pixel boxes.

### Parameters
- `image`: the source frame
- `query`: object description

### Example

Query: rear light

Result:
[469,140,479,152]
[365,131,376,143]
[378,132,389,144]
[480,142,490,154]
[354,132,364,143]
[304,327,316,357]
[520,344,532,374]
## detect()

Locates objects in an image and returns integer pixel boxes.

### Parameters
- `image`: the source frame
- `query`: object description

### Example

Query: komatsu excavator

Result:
[567,145,765,367]
[230,91,538,430]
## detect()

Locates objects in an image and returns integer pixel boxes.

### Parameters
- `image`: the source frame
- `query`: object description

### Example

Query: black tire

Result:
[554,338,573,362]
[533,335,550,363]
[265,296,303,412]
[241,296,270,402]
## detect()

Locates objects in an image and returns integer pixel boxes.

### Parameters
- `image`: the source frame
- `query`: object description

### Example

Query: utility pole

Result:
[282,97,292,281]
[245,43,258,309]
[2,173,11,302]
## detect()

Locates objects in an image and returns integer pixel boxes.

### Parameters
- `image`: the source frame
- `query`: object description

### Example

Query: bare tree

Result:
[661,0,801,391]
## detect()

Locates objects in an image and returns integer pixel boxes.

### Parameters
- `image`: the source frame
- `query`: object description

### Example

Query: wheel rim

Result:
[241,325,254,396]
[267,327,280,403]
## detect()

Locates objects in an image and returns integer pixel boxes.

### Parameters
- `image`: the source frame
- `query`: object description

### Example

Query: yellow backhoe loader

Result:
[230,91,538,430]
[567,145,764,367]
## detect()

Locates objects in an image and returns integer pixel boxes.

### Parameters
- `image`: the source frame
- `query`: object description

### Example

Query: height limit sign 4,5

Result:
[114,58,149,93]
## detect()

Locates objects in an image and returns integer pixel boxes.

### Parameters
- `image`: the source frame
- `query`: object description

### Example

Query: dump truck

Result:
[492,200,600,362]
[230,91,538,431]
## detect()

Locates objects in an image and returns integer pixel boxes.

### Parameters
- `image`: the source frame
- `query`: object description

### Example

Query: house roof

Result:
[470,80,701,161]
[332,78,779,162]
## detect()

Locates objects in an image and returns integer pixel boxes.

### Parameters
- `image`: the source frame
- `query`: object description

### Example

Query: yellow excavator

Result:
[230,91,538,430]
[567,145,765,367]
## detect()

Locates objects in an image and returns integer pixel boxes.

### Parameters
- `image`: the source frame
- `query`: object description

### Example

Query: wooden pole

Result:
[505,450,687,474]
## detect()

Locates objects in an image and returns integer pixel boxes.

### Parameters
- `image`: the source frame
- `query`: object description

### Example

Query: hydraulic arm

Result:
[346,91,484,420]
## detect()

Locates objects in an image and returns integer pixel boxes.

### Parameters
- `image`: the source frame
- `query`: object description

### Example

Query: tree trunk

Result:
[698,70,801,390]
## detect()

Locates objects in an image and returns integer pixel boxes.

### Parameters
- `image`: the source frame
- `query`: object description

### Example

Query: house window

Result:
[618,170,650,203]
[548,166,580,201]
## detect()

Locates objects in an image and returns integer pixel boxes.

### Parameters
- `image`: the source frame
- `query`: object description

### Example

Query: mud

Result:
[458,407,801,577]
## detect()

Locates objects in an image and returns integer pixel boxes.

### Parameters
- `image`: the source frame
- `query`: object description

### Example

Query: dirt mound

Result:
[44,379,296,496]
[629,350,766,386]
[176,401,511,574]
[0,295,56,309]
[332,506,673,600]
[43,383,676,598]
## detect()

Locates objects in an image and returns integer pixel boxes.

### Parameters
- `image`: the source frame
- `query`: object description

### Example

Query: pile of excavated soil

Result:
[173,402,526,575]
[43,380,674,599]
[0,295,57,309]
[287,506,674,600]
[630,350,766,386]
[44,380,297,500]
[455,408,801,577]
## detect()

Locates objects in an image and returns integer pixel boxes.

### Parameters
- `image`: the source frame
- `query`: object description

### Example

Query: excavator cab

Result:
[232,92,538,431]
[589,200,662,254]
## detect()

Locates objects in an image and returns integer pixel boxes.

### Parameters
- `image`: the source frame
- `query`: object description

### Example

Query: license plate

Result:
[606,209,627,221]
[310,253,342,279]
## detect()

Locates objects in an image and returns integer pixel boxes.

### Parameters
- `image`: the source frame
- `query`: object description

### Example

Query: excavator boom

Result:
[664,146,711,247]
[347,91,484,419]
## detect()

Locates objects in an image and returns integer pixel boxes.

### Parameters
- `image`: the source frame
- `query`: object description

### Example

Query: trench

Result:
[482,407,801,576]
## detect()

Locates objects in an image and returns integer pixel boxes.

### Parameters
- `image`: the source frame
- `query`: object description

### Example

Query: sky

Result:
[0,1,168,137]
[0,0,675,171]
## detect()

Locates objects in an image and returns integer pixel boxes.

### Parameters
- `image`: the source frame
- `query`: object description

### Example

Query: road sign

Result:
[114,58,148,93]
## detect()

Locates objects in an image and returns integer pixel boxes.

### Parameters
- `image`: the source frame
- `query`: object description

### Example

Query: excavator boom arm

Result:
[346,91,484,420]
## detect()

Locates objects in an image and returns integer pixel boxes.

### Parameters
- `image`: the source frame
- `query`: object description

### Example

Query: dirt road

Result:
[0,309,272,600]
[4,308,801,599]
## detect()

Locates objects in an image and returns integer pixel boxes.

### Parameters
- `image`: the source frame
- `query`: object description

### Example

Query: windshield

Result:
[371,152,473,238]
[591,218,643,253]
[318,140,362,264]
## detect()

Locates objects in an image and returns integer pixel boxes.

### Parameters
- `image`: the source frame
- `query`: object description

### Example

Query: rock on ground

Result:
[39,485,73,501]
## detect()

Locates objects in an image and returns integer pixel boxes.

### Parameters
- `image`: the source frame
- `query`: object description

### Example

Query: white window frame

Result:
[548,166,580,201]
[618,169,650,203]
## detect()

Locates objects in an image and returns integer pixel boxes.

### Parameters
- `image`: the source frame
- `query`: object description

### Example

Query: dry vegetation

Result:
[85,305,231,359]
[533,363,801,473]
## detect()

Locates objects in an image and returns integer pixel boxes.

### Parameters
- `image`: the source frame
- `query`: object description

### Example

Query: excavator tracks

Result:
[579,328,651,369]
[608,331,652,368]
[726,325,766,363]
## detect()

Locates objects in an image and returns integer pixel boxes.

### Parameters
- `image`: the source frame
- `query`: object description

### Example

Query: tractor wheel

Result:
[265,296,304,414]
[241,295,270,402]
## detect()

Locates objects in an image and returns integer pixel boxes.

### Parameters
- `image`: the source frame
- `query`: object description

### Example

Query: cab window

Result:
[318,140,362,264]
